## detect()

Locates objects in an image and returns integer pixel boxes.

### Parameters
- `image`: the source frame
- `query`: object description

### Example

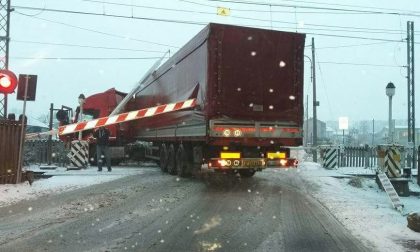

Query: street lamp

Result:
[78,93,85,140]
[386,82,395,143]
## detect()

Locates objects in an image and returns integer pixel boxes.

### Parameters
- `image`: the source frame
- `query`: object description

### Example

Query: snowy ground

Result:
[0,165,145,208]
[298,162,420,252]
[1,160,419,251]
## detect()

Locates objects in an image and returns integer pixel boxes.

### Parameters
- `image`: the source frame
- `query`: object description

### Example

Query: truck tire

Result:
[159,144,169,173]
[167,144,177,175]
[176,144,192,177]
[239,169,256,178]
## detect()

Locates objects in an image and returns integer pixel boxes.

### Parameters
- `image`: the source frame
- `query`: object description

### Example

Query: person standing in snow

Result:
[93,126,112,172]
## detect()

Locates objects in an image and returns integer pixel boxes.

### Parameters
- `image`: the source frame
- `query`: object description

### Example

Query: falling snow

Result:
[279,61,286,67]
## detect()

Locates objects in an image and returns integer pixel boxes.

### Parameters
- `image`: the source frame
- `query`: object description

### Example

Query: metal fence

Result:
[339,146,377,168]
[24,140,69,166]
[0,119,23,184]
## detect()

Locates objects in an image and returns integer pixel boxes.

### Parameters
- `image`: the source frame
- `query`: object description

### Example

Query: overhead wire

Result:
[199,0,420,17]
[13,4,414,45]
[316,41,395,50]
[11,56,166,60]
[11,3,415,65]
[13,6,206,26]
[179,0,410,15]
[12,39,169,53]
[316,61,405,68]
[85,0,409,34]
[269,0,420,15]
[14,11,181,48]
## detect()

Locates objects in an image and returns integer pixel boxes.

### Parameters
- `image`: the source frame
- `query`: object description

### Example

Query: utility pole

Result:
[406,21,416,183]
[372,119,375,146]
[311,37,318,162]
[0,0,11,118]
[306,94,309,147]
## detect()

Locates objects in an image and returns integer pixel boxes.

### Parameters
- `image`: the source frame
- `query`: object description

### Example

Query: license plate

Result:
[241,159,266,168]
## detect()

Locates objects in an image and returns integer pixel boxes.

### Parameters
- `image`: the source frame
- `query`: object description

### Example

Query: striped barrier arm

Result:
[58,98,196,136]
[24,98,197,139]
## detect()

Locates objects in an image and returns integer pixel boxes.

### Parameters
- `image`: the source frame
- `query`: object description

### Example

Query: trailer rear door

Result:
[213,25,304,125]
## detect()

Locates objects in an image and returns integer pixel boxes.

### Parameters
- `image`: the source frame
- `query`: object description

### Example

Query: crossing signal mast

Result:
[0,0,11,118]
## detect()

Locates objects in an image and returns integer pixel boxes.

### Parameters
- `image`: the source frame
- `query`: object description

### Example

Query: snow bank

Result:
[299,163,420,252]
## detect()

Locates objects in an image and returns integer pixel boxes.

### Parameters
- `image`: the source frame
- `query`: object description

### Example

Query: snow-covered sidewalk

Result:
[0,165,145,208]
[298,162,420,252]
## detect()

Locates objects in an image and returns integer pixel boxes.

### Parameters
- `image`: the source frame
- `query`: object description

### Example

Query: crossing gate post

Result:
[376,144,388,173]
[67,140,89,168]
[321,145,339,169]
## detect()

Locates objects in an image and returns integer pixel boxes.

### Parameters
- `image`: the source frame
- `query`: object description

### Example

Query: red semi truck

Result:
[63,23,305,177]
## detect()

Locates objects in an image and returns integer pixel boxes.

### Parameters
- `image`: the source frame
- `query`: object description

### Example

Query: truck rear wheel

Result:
[167,144,177,175]
[239,169,256,178]
[176,144,192,177]
[159,144,169,173]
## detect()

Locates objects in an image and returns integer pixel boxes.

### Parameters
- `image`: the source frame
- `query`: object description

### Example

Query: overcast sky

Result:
[5,0,420,128]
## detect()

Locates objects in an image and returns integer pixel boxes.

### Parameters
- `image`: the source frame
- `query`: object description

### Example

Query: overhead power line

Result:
[12,39,168,53]
[15,5,418,46]
[13,6,206,26]
[11,56,165,60]
[88,0,386,15]
[86,0,409,34]
[14,5,409,44]
[14,11,181,48]
[315,41,395,50]
[317,61,405,68]
[199,0,420,17]
[180,0,418,15]
[12,56,405,67]
[262,0,420,15]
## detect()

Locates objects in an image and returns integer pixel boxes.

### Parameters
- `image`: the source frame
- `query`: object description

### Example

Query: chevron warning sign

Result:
[384,147,401,178]
[67,140,89,168]
[322,147,339,169]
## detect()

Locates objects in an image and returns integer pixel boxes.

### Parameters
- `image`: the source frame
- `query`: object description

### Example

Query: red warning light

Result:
[0,69,18,94]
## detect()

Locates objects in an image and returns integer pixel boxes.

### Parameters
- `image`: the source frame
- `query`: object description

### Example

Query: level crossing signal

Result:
[0,69,18,94]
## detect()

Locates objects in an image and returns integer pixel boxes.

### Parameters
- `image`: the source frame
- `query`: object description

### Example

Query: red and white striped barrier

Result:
[55,98,197,136]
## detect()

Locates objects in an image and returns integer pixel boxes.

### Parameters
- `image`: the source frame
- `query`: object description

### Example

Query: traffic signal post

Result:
[16,75,29,183]
[16,74,37,183]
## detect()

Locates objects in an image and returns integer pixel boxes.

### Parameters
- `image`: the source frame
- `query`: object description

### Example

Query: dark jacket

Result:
[94,128,110,146]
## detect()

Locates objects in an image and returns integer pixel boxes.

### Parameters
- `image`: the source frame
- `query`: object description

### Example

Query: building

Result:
[303,118,327,146]
[377,126,420,146]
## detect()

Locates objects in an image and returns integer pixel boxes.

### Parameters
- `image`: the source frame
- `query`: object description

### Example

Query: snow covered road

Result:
[1,162,419,251]
[0,165,371,251]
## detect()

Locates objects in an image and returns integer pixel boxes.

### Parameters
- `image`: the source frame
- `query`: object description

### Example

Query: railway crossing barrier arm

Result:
[24,98,197,139]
